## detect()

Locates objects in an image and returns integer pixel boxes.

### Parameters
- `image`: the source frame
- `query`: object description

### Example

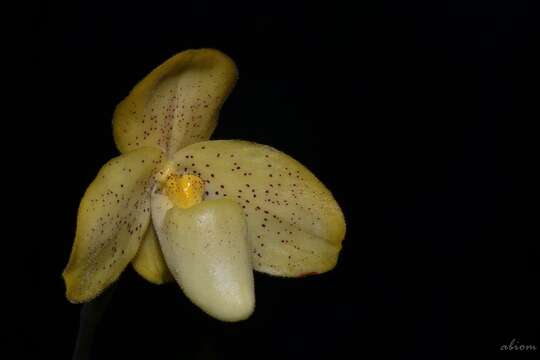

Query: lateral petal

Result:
[63,147,164,302]
[113,49,238,156]
[168,140,346,277]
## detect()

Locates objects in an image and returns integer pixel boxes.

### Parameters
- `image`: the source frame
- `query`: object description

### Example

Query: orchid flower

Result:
[63,49,346,322]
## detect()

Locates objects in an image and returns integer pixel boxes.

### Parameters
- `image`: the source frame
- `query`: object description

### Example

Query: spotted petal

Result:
[153,197,255,322]
[167,140,346,277]
[63,147,164,302]
[113,49,238,157]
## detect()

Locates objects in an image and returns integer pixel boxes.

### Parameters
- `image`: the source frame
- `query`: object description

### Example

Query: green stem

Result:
[72,283,117,360]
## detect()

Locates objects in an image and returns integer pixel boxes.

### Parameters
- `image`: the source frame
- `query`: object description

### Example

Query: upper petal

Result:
[113,49,238,157]
[63,147,164,302]
[167,140,346,277]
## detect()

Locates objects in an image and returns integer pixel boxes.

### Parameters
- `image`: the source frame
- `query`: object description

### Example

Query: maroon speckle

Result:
[297,272,319,278]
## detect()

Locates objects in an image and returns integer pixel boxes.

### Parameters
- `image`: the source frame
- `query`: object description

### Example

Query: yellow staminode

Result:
[164,174,204,209]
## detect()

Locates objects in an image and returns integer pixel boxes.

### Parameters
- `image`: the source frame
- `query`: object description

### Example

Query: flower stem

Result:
[72,283,117,360]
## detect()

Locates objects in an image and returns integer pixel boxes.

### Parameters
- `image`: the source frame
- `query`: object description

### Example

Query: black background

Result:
[27,0,537,359]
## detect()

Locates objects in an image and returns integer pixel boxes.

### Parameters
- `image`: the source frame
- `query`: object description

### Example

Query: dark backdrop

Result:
[27,0,537,359]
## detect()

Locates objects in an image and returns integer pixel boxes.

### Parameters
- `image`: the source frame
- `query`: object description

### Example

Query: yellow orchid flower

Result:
[63,48,346,322]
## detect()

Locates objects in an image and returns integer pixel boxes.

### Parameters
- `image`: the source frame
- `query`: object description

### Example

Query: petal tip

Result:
[131,262,173,285]
[205,292,255,322]
[62,270,87,304]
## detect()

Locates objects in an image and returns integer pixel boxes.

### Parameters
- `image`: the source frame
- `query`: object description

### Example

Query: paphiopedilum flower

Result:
[63,49,346,322]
